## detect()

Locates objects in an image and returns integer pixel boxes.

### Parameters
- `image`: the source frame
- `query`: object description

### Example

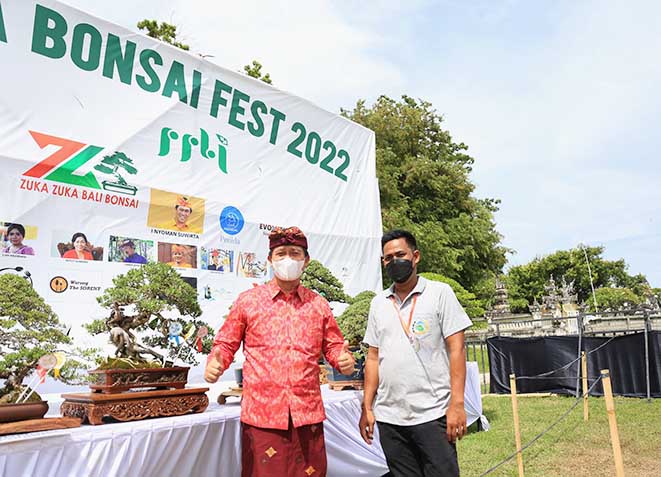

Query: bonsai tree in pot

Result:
[86,262,213,369]
[0,274,88,407]
[328,290,376,386]
[300,260,359,385]
[83,262,214,393]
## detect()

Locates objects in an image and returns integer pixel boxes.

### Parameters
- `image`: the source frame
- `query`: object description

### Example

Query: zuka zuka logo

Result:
[22,131,139,197]
[158,127,229,174]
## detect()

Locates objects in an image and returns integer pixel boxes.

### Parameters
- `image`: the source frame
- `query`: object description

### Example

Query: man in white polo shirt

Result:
[359,229,472,477]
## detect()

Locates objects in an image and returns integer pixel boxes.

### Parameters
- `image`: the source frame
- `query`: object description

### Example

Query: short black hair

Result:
[381,229,417,252]
[6,223,26,237]
[71,232,88,244]
[175,205,193,213]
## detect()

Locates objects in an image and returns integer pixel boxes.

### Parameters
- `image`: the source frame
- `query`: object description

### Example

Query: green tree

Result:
[506,245,650,308]
[88,263,212,365]
[243,60,272,84]
[0,275,70,399]
[586,287,641,312]
[508,297,531,314]
[94,152,137,185]
[470,275,498,313]
[652,288,661,305]
[420,272,485,319]
[137,20,189,51]
[336,291,376,347]
[335,291,376,360]
[301,260,350,303]
[343,96,507,291]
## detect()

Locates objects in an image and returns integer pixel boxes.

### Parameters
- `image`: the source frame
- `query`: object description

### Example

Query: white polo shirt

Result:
[363,276,472,426]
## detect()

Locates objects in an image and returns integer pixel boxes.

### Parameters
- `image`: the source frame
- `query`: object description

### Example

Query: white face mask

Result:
[271,257,306,281]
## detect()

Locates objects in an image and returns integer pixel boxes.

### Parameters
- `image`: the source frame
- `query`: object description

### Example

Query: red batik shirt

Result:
[209,279,345,430]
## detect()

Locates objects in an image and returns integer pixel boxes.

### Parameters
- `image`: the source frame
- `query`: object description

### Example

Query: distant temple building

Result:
[485,276,511,320]
[486,275,581,336]
[529,275,579,319]
[480,274,660,338]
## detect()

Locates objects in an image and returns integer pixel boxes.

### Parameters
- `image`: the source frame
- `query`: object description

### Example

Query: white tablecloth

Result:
[0,388,389,477]
[465,361,490,431]
[0,364,485,477]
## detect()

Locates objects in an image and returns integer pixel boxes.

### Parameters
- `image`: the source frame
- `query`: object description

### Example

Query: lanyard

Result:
[389,294,418,340]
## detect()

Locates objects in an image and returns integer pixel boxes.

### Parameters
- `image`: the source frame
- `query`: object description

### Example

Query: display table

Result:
[0,364,485,477]
[0,388,389,477]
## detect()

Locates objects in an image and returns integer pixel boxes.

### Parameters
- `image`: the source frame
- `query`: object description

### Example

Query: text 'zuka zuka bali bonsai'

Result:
[85,262,213,369]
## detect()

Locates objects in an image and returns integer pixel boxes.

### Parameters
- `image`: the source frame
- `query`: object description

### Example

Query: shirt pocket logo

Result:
[410,318,431,337]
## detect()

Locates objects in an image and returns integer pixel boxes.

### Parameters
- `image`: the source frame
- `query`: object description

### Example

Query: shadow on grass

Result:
[466,406,500,435]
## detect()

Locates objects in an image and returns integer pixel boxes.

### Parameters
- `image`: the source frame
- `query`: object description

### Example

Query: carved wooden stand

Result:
[217,387,242,405]
[60,387,209,425]
[327,380,363,391]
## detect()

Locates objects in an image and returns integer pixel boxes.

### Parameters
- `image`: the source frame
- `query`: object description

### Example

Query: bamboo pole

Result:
[582,351,588,422]
[601,369,624,477]
[510,374,525,477]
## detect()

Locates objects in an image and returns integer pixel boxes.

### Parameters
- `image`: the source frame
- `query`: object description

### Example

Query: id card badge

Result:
[410,319,434,362]
[408,334,419,351]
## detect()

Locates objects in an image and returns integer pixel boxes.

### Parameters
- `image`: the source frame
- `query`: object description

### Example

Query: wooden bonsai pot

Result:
[88,366,189,393]
[0,401,49,423]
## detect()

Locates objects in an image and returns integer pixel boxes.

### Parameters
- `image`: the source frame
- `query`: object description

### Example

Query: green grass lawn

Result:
[457,395,661,476]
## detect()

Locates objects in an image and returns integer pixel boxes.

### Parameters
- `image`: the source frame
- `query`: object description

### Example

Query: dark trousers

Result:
[377,416,459,477]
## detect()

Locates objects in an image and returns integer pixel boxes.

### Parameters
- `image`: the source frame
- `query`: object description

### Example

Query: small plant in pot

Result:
[0,274,88,422]
[328,290,376,388]
[84,262,214,393]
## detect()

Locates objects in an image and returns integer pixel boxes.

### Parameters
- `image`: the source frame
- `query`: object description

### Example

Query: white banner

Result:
[0,0,382,385]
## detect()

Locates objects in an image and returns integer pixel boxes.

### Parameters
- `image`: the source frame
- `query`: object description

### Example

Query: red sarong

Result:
[241,418,327,477]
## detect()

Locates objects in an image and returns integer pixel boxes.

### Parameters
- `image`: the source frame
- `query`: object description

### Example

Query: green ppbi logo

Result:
[159,127,228,173]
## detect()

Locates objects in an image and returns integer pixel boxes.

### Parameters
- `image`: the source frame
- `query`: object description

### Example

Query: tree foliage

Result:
[96,262,202,319]
[91,262,212,365]
[652,288,661,306]
[420,272,485,319]
[243,60,272,84]
[336,291,376,358]
[343,96,507,291]
[137,20,189,51]
[0,275,71,397]
[586,287,642,313]
[301,260,350,303]
[506,245,650,308]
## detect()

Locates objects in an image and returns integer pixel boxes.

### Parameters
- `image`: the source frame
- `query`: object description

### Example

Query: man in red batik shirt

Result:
[205,226,356,477]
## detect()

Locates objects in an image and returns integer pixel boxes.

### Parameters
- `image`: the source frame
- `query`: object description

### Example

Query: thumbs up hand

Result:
[204,348,225,383]
[338,340,356,376]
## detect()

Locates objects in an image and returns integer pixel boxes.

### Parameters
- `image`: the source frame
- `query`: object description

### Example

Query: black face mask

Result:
[385,258,414,283]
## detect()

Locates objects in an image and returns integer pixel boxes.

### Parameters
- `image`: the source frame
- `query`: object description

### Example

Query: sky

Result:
[63,0,661,287]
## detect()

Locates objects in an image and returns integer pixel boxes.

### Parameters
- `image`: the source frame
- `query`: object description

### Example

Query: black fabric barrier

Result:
[487,331,661,397]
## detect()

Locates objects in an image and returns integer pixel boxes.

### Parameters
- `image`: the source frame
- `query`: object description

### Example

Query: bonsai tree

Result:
[0,275,74,402]
[335,290,376,361]
[86,262,213,368]
[94,151,138,195]
[301,260,350,303]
